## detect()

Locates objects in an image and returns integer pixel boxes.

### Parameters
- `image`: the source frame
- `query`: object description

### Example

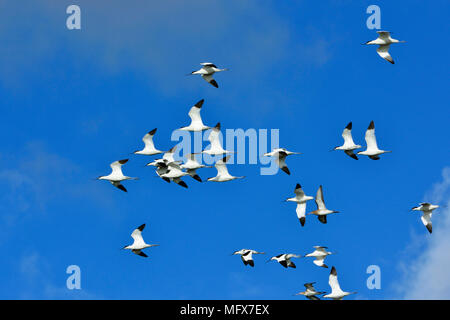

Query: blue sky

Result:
[0,0,449,299]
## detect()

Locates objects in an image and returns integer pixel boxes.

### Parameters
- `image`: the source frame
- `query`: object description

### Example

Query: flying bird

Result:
[178,99,211,132]
[304,246,334,268]
[207,155,244,182]
[268,254,301,269]
[232,249,265,267]
[411,202,440,234]
[331,122,361,160]
[323,266,356,300]
[294,282,326,300]
[160,162,189,188]
[189,62,228,88]
[123,224,159,258]
[263,148,301,175]
[363,31,405,64]
[284,183,314,226]
[96,159,138,192]
[133,128,163,156]
[357,121,391,160]
[307,185,339,224]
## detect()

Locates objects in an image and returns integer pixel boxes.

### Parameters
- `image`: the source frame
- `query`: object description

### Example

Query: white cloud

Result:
[394,167,450,299]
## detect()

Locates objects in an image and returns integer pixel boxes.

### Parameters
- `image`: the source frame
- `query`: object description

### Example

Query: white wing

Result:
[207,123,223,150]
[131,224,146,247]
[364,121,379,151]
[214,156,230,176]
[315,185,326,210]
[296,202,306,220]
[142,129,158,151]
[187,100,205,126]
[342,122,356,146]
[329,267,342,294]
[110,159,127,175]
[377,44,394,64]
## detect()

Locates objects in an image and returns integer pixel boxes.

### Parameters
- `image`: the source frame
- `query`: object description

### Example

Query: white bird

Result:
[307,185,339,224]
[304,246,334,268]
[268,254,301,269]
[178,99,211,132]
[123,224,159,257]
[294,282,326,300]
[364,31,405,64]
[133,128,163,156]
[284,183,314,226]
[357,121,391,160]
[331,122,361,160]
[411,202,440,234]
[263,148,301,175]
[189,62,228,88]
[159,163,189,188]
[200,123,233,156]
[97,159,138,192]
[207,155,244,182]
[323,266,356,300]
[181,153,211,182]
[232,249,265,267]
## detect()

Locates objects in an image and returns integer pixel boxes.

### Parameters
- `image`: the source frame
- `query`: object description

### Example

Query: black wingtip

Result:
[117,184,127,192]
[426,224,432,234]
[195,99,205,108]
[345,122,352,130]
[299,217,306,227]
[350,153,358,160]
[149,128,157,135]
[331,266,337,275]
[281,167,290,175]
[178,181,188,188]
[214,122,221,130]
[295,183,301,189]
[210,79,219,88]
[137,224,146,231]
[192,175,202,182]
[118,159,129,164]
[368,121,375,130]
[248,260,255,267]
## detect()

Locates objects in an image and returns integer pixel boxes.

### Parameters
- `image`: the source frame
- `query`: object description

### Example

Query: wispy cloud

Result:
[393,167,450,299]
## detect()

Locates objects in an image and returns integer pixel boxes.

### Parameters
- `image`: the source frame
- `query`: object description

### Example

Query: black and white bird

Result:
[200,123,233,156]
[180,153,211,182]
[189,62,228,88]
[178,99,211,132]
[268,254,301,268]
[263,148,301,175]
[207,155,244,182]
[323,266,356,300]
[97,159,138,192]
[284,183,314,226]
[304,246,334,268]
[357,121,391,160]
[123,224,159,258]
[232,249,265,267]
[160,162,189,188]
[294,282,326,300]
[307,185,339,224]
[331,122,361,160]
[133,128,163,156]
[364,31,405,64]
[411,202,440,234]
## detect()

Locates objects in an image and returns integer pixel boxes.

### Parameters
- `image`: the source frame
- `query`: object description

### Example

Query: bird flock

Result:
[95,30,441,300]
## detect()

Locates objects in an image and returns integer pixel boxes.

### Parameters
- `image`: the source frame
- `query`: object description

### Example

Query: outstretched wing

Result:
[131,224,146,247]
[377,44,394,64]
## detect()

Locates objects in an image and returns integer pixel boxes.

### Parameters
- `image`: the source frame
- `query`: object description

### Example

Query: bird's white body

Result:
[232,249,265,267]
[263,148,301,175]
[323,266,356,300]
[97,159,137,192]
[305,246,333,268]
[285,183,314,226]
[364,31,405,64]
[190,62,228,88]
[160,163,188,179]
[134,128,163,156]
[412,202,440,234]
[208,155,243,182]
[269,254,301,268]
[123,224,159,257]
[357,121,391,160]
[179,99,211,132]
[333,122,361,160]
[307,186,339,224]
